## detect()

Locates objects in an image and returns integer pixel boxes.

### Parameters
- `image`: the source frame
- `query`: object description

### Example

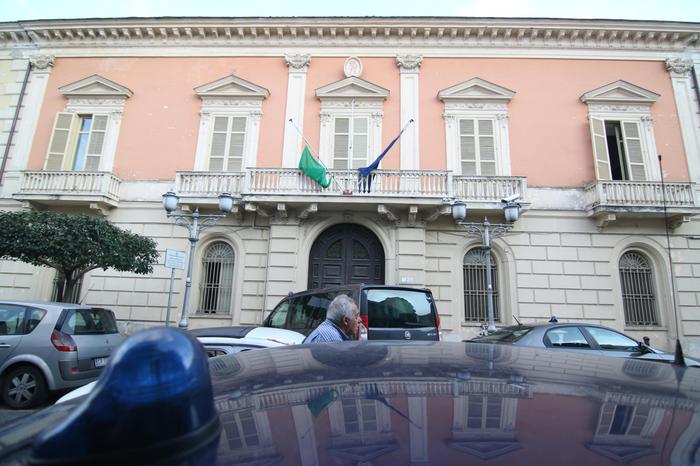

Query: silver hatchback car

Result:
[0,301,123,409]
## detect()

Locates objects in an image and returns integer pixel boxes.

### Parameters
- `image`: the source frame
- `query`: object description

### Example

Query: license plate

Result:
[94,357,107,368]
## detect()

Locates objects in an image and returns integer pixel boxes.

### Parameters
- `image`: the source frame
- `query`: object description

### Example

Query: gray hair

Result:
[326,295,357,323]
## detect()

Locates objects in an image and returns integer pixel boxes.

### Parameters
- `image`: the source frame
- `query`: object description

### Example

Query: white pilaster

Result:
[7,55,54,173]
[408,397,428,465]
[397,55,422,170]
[291,404,319,466]
[282,53,310,168]
[666,57,700,182]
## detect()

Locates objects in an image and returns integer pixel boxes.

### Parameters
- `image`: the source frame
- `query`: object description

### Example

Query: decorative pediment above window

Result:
[195,74,270,101]
[581,80,659,107]
[59,75,133,99]
[316,76,389,102]
[438,78,515,104]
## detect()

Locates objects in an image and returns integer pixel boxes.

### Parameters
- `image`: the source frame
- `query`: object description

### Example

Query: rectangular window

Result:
[590,118,646,181]
[223,411,259,450]
[208,116,246,172]
[597,404,650,436]
[342,399,379,434]
[333,117,369,169]
[459,119,496,176]
[466,396,503,430]
[45,113,109,171]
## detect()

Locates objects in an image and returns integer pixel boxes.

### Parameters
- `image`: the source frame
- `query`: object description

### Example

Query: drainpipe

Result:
[0,60,32,186]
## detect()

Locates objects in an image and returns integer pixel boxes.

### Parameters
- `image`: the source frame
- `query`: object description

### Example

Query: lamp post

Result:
[452,198,521,333]
[162,191,238,329]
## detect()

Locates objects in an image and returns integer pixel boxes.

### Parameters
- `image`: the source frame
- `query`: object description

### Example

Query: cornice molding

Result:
[195,74,269,99]
[580,79,659,105]
[2,18,699,52]
[59,74,133,98]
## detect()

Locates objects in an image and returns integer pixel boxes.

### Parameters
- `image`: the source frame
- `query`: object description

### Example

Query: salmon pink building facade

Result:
[0,17,699,352]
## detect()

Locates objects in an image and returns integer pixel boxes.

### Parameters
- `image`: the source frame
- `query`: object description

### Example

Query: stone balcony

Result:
[13,171,122,214]
[584,180,699,228]
[175,169,528,222]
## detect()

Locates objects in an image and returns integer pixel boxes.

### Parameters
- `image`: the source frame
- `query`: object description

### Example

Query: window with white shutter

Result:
[459,119,497,176]
[332,117,369,169]
[45,113,109,171]
[589,119,648,181]
[45,112,77,171]
[208,116,247,172]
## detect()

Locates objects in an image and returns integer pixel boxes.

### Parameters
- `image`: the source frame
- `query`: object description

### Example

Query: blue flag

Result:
[358,120,413,178]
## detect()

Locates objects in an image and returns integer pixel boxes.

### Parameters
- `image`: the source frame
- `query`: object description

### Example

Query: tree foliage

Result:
[0,210,159,302]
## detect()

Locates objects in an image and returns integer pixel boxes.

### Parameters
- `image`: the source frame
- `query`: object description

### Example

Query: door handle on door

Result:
[0,343,11,348]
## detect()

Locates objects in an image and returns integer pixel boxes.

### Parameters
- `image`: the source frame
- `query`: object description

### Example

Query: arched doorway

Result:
[308,223,385,289]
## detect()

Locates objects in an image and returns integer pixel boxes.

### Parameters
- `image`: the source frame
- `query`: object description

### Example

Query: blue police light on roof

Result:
[30,328,221,465]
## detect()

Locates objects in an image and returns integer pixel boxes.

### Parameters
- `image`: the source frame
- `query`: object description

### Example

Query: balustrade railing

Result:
[18,171,121,200]
[585,180,697,208]
[177,169,527,203]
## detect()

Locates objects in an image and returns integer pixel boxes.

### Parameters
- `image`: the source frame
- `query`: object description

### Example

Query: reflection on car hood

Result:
[206,342,700,465]
[2,342,699,465]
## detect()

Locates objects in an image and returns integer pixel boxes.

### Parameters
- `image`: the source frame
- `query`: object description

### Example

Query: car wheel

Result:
[2,365,48,409]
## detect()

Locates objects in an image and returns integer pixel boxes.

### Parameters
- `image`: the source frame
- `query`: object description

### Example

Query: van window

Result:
[366,289,436,328]
[268,302,289,328]
[61,309,119,335]
[288,293,346,335]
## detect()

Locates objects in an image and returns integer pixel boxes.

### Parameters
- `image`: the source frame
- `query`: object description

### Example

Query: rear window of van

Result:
[366,289,436,328]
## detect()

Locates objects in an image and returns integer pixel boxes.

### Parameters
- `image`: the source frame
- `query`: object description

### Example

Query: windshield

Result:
[476,325,533,342]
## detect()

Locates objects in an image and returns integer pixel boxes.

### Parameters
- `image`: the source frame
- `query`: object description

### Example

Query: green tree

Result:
[0,210,159,302]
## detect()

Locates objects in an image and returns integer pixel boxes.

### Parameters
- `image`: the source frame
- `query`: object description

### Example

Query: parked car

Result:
[189,325,305,357]
[263,284,441,340]
[54,325,305,404]
[0,301,123,409]
[1,327,699,465]
[469,322,700,366]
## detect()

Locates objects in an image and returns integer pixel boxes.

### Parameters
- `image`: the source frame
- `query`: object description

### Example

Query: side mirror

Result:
[637,340,653,354]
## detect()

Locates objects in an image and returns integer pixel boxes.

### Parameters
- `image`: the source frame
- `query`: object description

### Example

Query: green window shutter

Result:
[590,117,612,181]
[333,117,349,170]
[84,114,109,171]
[621,121,647,181]
[45,112,77,171]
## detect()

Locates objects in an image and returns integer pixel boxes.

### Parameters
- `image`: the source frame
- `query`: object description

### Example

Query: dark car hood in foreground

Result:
[2,342,699,465]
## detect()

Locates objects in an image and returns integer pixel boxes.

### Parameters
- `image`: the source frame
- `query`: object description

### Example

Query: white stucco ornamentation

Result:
[285,53,311,70]
[396,54,423,70]
[665,58,693,77]
[29,55,54,69]
[343,56,362,78]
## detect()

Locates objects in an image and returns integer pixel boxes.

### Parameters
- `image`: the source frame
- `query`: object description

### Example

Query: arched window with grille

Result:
[198,241,235,314]
[463,248,499,322]
[619,251,659,326]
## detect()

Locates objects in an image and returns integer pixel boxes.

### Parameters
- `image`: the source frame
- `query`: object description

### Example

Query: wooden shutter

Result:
[45,112,77,171]
[227,117,246,171]
[208,116,229,171]
[621,121,647,181]
[459,119,477,175]
[83,114,109,171]
[590,117,612,181]
[478,120,496,176]
[351,117,368,169]
[333,117,349,170]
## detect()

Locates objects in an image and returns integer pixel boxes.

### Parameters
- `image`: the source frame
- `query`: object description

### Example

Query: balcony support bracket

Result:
[298,203,318,220]
[378,204,400,226]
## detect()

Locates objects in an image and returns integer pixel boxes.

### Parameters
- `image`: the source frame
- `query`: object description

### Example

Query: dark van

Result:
[263,284,441,341]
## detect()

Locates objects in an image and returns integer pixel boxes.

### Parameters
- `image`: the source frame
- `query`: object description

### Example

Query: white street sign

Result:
[165,249,186,270]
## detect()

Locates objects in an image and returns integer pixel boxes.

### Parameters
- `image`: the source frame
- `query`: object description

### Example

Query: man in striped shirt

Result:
[303,295,360,344]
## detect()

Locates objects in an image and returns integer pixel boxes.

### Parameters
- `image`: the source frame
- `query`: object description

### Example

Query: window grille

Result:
[466,396,503,430]
[463,248,499,322]
[198,241,235,314]
[341,399,379,434]
[223,410,259,450]
[619,251,659,326]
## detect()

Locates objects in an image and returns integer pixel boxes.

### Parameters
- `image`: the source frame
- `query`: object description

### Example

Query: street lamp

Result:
[452,196,521,333]
[162,191,239,329]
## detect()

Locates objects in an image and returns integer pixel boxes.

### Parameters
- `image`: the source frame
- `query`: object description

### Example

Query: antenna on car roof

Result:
[659,155,686,367]
[513,315,522,325]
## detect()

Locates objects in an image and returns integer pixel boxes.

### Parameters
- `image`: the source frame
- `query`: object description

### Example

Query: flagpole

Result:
[288,118,344,192]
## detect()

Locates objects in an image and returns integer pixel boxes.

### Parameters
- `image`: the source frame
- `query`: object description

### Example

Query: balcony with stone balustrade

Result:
[584,180,699,228]
[13,171,122,215]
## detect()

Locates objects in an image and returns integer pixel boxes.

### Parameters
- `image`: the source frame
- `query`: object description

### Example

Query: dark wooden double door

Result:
[308,223,385,289]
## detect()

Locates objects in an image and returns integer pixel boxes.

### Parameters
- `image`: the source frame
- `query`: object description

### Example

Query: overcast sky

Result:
[2,0,700,23]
